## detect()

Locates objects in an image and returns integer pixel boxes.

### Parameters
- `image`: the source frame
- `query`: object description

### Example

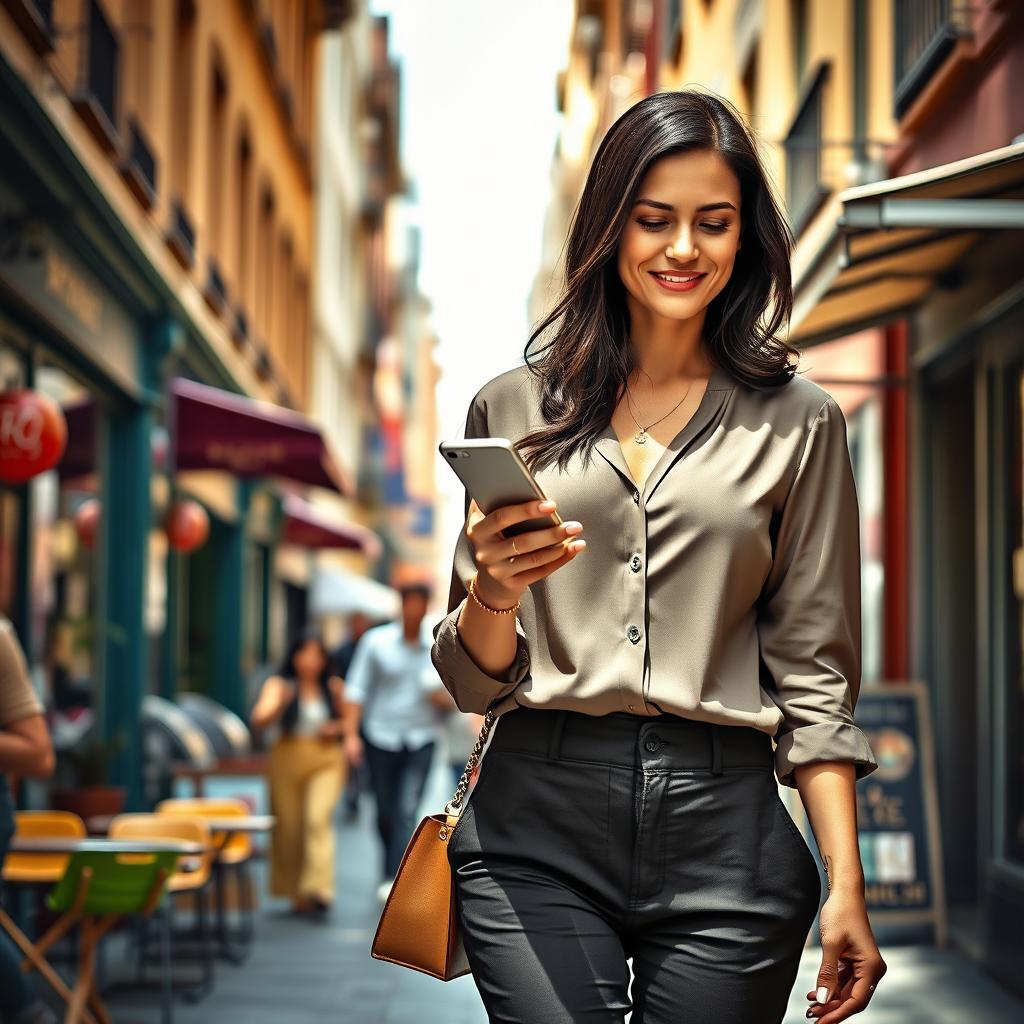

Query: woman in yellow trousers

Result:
[251,628,351,917]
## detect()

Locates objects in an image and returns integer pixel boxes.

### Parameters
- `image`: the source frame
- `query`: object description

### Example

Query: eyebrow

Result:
[633,198,738,213]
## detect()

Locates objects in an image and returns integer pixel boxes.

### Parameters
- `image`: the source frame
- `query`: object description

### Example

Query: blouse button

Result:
[627,624,641,643]
[629,554,642,572]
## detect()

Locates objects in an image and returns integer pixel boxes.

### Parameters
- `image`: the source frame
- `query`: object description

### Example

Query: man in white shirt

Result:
[342,583,442,901]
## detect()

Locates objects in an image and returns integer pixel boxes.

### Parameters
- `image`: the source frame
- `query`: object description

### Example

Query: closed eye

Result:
[637,220,729,233]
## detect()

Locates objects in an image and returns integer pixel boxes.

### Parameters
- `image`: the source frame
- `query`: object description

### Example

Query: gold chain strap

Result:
[443,709,497,817]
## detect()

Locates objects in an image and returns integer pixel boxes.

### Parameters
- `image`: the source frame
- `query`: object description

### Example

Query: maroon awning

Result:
[280,493,381,558]
[169,378,350,495]
[58,398,96,482]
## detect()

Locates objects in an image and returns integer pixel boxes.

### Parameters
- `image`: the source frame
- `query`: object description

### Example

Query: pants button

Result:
[644,735,661,752]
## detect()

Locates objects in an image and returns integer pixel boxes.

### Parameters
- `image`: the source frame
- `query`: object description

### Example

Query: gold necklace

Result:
[623,379,694,445]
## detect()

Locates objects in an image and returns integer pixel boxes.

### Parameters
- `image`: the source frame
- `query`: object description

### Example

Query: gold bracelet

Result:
[468,573,520,615]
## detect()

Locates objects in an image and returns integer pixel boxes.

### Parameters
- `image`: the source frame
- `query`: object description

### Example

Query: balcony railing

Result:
[1,0,56,53]
[120,117,157,209]
[783,63,831,237]
[165,198,196,270]
[893,0,960,118]
[72,0,120,151]
[203,260,229,317]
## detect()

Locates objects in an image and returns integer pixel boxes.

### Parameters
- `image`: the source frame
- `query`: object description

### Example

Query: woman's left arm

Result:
[755,399,886,1022]
[796,761,885,1022]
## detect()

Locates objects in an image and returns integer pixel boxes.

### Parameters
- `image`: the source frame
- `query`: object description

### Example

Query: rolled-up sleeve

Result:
[430,392,532,714]
[757,397,879,789]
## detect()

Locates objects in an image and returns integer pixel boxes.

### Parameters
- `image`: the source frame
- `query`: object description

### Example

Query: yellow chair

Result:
[2,810,86,885]
[155,798,255,960]
[155,799,252,867]
[108,814,216,1001]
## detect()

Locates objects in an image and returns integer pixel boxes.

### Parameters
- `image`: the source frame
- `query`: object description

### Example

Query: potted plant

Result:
[51,729,128,821]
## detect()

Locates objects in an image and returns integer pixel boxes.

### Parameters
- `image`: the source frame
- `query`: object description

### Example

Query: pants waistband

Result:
[489,706,773,772]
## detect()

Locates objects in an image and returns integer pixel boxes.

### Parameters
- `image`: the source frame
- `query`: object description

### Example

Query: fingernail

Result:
[816,986,830,1003]
[538,499,555,510]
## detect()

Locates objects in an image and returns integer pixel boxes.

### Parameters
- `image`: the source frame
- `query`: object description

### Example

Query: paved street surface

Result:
[52,754,1023,1023]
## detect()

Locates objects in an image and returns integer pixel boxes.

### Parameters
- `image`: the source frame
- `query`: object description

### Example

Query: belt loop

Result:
[710,727,723,775]
[547,710,568,760]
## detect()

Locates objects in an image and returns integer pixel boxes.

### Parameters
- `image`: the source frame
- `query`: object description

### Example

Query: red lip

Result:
[649,270,707,292]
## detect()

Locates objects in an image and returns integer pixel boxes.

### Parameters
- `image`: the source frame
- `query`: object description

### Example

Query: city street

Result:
[100,754,1024,1024]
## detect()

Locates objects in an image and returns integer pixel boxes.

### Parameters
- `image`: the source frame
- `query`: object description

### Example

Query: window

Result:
[72,0,121,151]
[234,130,253,336]
[170,0,196,211]
[203,53,229,314]
[783,62,830,236]
[791,0,807,89]
[893,0,959,119]
[256,187,275,345]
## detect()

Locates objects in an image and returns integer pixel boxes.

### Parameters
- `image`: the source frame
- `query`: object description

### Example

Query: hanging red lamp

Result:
[165,498,210,553]
[0,390,68,483]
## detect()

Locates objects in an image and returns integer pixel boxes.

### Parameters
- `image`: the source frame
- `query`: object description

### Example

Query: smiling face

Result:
[616,148,743,325]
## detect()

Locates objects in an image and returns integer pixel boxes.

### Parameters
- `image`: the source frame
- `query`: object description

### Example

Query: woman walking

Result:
[251,628,349,917]
[431,89,886,1024]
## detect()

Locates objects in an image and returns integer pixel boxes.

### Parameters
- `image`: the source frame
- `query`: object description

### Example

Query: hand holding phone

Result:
[439,437,586,607]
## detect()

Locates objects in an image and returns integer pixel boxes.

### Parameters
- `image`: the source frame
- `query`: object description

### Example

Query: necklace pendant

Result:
[634,429,647,444]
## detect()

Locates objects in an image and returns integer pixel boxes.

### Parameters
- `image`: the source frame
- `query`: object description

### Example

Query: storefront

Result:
[0,55,367,814]
[791,141,1024,995]
[0,168,163,809]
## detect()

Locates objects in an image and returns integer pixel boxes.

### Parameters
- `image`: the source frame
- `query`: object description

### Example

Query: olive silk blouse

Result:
[430,359,879,790]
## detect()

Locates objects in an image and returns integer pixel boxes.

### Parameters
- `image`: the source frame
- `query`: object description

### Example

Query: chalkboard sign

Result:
[783,680,947,944]
[794,679,946,942]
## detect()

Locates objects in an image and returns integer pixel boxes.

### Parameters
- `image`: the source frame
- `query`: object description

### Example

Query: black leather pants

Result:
[447,706,822,1023]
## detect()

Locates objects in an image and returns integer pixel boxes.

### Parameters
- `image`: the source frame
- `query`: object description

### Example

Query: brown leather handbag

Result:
[370,709,496,980]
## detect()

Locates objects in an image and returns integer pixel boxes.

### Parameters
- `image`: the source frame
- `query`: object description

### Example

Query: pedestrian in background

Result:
[251,627,350,918]
[0,615,56,1024]
[329,611,376,822]
[342,582,439,903]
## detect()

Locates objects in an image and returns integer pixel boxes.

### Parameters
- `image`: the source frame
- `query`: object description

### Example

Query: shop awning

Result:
[58,397,96,481]
[790,140,1024,347]
[169,378,351,495]
[280,493,381,558]
[309,565,399,619]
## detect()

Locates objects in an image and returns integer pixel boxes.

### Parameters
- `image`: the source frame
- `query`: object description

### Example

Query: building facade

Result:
[541,0,1024,998]
[0,0,358,807]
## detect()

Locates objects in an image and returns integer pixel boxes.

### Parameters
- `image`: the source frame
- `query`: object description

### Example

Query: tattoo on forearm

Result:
[822,852,833,891]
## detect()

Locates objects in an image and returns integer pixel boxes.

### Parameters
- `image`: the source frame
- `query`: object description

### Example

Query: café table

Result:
[87,814,275,962]
[1,837,202,1024]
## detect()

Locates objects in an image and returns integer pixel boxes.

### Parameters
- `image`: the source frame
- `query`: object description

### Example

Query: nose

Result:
[667,227,698,259]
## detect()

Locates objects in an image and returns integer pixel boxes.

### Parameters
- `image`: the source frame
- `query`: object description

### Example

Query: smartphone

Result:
[438,437,564,538]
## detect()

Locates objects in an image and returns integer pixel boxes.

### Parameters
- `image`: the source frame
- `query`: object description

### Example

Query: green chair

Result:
[20,847,180,1024]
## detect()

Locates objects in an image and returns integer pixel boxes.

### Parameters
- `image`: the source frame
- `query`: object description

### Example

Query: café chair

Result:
[155,798,256,960]
[108,814,216,1002]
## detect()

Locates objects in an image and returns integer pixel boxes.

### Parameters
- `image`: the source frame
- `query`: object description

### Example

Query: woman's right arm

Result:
[430,394,586,713]
[250,676,294,732]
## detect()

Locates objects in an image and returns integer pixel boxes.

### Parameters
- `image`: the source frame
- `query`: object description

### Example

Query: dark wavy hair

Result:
[278,626,335,734]
[516,87,801,475]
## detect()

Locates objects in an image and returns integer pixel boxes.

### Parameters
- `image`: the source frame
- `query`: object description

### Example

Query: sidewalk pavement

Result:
[93,753,1022,1023]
